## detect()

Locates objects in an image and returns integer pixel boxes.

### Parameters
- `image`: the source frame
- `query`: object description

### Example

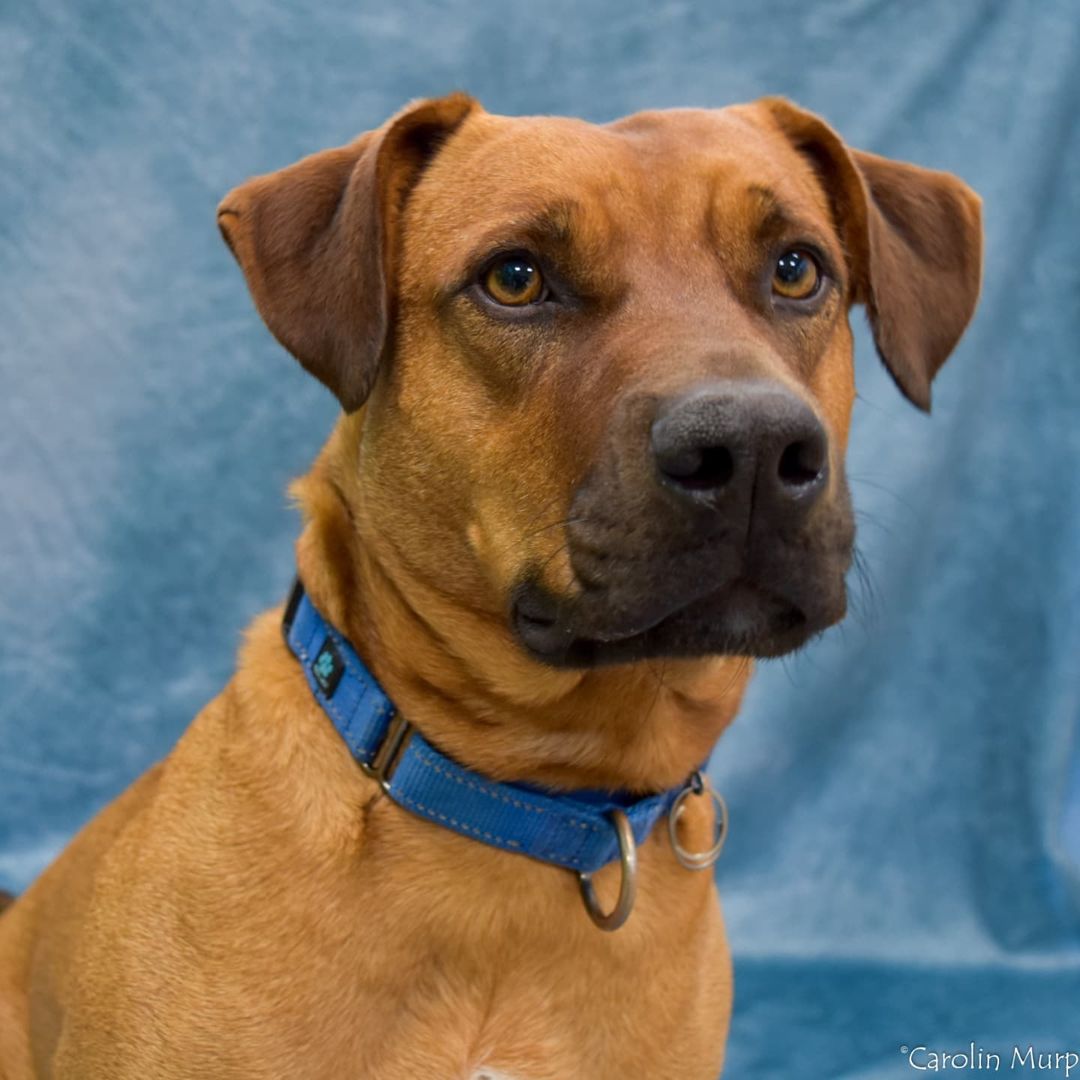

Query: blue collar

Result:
[281,578,686,877]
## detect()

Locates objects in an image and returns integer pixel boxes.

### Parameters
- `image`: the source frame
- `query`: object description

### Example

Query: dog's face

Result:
[219,95,981,670]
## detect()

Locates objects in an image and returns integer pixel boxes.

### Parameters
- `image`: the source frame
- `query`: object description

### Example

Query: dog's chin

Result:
[512,578,845,669]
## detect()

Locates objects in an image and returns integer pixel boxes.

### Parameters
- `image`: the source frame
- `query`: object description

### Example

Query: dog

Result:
[0,93,981,1078]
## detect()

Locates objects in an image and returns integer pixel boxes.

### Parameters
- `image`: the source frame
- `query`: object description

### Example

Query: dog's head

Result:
[219,95,981,670]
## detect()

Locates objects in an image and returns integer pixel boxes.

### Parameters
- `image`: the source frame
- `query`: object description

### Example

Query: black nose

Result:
[651,381,829,523]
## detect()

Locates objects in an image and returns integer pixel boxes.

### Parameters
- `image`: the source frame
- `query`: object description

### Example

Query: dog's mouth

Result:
[510,464,856,669]
[512,572,831,668]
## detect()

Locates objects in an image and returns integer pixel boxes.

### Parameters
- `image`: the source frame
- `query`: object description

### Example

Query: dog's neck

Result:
[291,432,751,794]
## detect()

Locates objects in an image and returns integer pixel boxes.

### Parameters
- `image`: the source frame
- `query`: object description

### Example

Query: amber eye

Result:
[772,249,821,300]
[483,254,544,306]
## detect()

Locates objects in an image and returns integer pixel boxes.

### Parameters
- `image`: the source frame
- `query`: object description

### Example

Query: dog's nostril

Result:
[777,438,825,488]
[652,383,829,510]
[659,445,734,490]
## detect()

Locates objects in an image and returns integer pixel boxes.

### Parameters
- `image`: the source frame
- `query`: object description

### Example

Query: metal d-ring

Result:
[578,809,638,932]
[668,770,728,871]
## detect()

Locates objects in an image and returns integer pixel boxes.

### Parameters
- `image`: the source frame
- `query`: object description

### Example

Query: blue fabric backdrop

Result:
[2,2,1077,1076]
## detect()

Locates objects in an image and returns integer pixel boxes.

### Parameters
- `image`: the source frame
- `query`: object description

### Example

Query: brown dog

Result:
[0,94,981,1079]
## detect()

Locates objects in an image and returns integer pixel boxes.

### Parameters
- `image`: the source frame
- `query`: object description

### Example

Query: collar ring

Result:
[577,809,638,931]
[668,771,728,871]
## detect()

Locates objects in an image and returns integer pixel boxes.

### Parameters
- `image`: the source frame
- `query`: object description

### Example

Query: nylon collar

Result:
[282,578,685,875]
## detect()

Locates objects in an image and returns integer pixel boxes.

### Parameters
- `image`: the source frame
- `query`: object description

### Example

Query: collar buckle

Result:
[360,711,413,792]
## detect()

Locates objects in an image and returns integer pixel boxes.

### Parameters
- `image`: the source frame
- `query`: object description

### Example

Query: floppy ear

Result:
[759,98,983,411]
[217,92,478,412]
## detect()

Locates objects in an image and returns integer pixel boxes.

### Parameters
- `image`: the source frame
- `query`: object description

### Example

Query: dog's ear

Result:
[758,98,983,411]
[217,93,478,412]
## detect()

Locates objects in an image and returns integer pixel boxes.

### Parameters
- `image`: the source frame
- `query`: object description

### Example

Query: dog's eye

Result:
[483,254,545,306]
[772,249,821,300]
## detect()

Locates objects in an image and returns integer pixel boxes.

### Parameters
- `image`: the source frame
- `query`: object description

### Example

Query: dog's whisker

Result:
[642,660,668,724]
[537,540,571,577]
[778,653,800,687]
[485,504,584,564]
[717,655,753,701]
[521,515,588,544]
[649,658,671,691]
[854,508,897,536]
[849,474,917,516]
[847,546,881,632]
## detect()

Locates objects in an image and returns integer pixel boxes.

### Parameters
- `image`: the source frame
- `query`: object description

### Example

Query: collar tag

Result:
[311,636,345,698]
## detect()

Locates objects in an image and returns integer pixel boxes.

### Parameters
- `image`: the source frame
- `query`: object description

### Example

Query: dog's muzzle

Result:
[513,379,855,667]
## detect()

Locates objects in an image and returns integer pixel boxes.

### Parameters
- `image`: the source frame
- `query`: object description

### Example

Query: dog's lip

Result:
[513,577,804,660]
[512,602,577,656]
[516,602,661,646]
[513,579,678,649]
